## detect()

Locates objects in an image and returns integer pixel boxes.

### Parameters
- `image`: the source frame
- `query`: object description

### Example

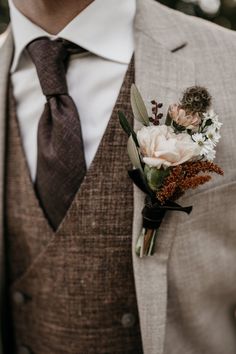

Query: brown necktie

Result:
[27,37,87,230]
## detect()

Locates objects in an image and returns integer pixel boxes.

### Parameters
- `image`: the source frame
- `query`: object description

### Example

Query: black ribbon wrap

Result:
[142,202,166,229]
[128,169,193,229]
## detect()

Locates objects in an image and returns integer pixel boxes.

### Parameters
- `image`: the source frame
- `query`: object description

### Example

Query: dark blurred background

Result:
[0,0,236,34]
[0,0,8,33]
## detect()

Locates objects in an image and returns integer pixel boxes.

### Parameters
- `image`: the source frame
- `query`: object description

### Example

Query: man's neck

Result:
[12,0,94,34]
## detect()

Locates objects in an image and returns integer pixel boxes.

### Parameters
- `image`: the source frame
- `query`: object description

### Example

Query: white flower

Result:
[192,132,214,156]
[212,119,223,131]
[205,126,221,146]
[192,133,205,146]
[202,109,217,123]
[137,125,200,169]
[205,149,216,161]
[202,109,223,131]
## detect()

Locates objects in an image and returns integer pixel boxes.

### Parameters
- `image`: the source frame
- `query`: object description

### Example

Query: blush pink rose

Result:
[137,125,200,168]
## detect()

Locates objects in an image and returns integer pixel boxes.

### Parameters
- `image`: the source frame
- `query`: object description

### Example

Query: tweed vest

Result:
[5,58,143,354]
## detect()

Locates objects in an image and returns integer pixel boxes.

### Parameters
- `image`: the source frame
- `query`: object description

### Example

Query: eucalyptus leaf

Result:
[127,135,143,171]
[165,111,172,126]
[131,84,149,126]
[118,111,132,136]
[118,110,139,146]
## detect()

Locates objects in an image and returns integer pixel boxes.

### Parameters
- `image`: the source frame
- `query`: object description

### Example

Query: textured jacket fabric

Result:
[1,0,236,353]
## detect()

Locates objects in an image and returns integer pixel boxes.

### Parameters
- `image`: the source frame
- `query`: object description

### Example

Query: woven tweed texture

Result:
[5,57,143,354]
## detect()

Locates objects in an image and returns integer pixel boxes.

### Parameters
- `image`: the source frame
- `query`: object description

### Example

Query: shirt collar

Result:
[9,0,136,72]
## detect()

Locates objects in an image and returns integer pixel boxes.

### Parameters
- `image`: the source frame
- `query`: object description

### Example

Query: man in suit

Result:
[0,0,236,353]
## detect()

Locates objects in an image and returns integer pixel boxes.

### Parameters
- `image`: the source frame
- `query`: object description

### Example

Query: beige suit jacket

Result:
[1,0,236,353]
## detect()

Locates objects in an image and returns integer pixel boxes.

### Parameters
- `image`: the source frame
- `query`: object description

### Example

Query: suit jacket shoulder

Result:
[138,0,236,56]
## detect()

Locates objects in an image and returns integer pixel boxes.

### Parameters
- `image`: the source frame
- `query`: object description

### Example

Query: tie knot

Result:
[27,38,71,97]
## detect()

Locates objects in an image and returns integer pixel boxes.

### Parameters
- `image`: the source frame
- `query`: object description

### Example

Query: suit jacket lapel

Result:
[133,1,195,353]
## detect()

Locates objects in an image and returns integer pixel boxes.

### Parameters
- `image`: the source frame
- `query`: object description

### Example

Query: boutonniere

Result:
[119,85,224,258]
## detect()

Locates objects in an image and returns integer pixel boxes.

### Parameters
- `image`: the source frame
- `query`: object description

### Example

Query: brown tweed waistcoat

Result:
[5,58,143,354]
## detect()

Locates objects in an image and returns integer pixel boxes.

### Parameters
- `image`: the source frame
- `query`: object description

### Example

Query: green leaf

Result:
[205,119,212,126]
[144,165,170,191]
[127,135,143,171]
[131,84,149,126]
[165,112,172,126]
[118,111,132,136]
[172,121,186,132]
[186,129,192,135]
[118,111,139,146]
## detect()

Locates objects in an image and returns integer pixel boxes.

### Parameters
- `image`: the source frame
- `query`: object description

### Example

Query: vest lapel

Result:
[133,2,196,353]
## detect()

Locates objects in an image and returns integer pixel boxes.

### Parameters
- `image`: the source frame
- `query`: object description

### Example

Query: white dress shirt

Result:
[9,0,136,182]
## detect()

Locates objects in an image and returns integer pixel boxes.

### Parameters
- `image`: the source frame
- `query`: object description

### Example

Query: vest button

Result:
[12,291,26,305]
[121,313,136,328]
[18,346,32,354]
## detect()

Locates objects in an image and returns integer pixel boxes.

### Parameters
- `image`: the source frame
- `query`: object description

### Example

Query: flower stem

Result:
[136,228,159,258]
